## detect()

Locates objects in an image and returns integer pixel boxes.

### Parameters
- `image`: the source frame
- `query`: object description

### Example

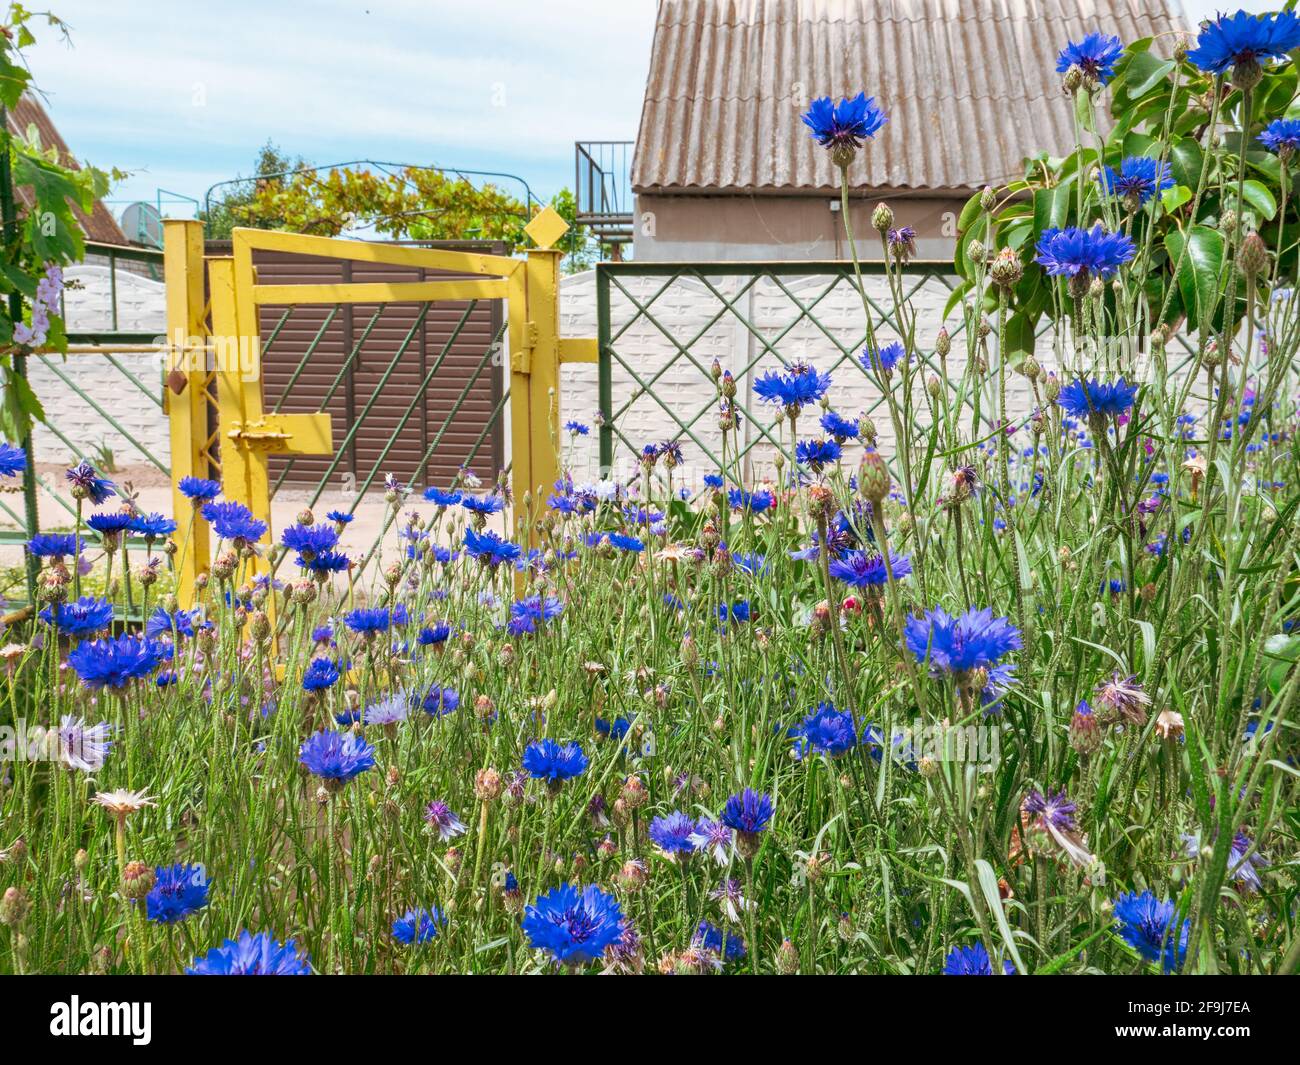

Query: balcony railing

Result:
[574,141,633,247]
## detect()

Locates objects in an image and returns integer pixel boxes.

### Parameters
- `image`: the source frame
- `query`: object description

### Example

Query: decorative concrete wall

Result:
[29,263,169,468]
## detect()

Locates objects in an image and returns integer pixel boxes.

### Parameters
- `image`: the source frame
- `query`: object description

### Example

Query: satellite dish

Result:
[119,202,164,248]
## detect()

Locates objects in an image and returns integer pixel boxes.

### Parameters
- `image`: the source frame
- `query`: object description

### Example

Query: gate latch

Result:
[227,413,334,456]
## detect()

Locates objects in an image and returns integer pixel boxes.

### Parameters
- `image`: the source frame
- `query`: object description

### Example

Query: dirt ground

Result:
[0,462,509,574]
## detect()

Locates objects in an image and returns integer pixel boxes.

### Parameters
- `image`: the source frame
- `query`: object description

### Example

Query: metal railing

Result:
[575,141,633,243]
[593,260,1202,480]
[0,241,171,571]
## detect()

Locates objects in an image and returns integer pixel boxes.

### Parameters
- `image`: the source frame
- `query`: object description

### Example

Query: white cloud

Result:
[26,0,658,207]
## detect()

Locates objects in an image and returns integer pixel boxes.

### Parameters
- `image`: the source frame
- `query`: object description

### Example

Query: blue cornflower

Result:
[300,549,351,574]
[704,473,725,489]
[68,635,168,689]
[66,460,115,505]
[186,931,312,975]
[302,657,341,692]
[728,488,775,514]
[801,92,887,152]
[943,942,1015,975]
[509,595,564,634]
[417,622,452,647]
[720,788,773,836]
[280,523,339,559]
[563,420,590,435]
[788,702,858,758]
[420,685,460,716]
[145,863,210,924]
[38,597,114,636]
[1035,224,1135,280]
[86,510,135,536]
[144,606,200,640]
[461,492,505,517]
[201,500,267,543]
[0,441,26,477]
[606,531,644,553]
[325,509,354,524]
[298,729,376,785]
[1056,32,1123,85]
[392,906,445,945]
[177,476,222,502]
[129,512,177,539]
[1186,10,1300,77]
[862,340,905,375]
[27,533,78,558]
[754,362,832,412]
[1057,377,1138,420]
[903,606,1022,676]
[1098,156,1174,205]
[423,486,462,506]
[464,527,521,567]
[694,921,746,963]
[1260,117,1300,154]
[343,605,407,636]
[649,811,697,857]
[595,716,632,739]
[796,438,841,472]
[828,550,912,588]
[522,738,588,784]
[521,882,625,966]
[1111,891,1189,972]
[718,600,751,626]
[820,410,860,440]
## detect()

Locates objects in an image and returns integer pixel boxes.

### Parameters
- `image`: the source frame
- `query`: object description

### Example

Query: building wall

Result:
[632,192,966,262]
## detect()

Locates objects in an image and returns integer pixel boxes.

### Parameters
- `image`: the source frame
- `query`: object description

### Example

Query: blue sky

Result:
[26,0,659,215]
[22,1,1274,220]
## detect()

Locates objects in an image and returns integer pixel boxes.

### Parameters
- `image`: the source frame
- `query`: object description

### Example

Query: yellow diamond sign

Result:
[524,205,570,250]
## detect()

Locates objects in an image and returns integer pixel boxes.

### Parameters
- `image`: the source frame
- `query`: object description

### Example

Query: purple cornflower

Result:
[688,818,733,865]
[423,800,468,841]
[828,550,911,588]
[649,811,697,858]
[1022,788,1077,832]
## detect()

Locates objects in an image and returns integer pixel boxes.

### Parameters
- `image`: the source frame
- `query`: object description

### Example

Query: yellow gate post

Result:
[163,218,212,606]
[207,256,265,579]
[510,206,598,547]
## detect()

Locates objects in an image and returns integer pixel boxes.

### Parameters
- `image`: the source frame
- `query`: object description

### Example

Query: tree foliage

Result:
[0,6,114,441]
[953,33,1300,358]
[203,144,600,270]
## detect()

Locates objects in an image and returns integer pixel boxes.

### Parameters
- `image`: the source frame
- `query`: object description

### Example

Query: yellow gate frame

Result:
[163,208,596,606]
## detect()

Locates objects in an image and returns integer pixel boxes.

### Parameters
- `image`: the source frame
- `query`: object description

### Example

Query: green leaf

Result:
[1164,225,1225,329]
[1002,311,1035,360]
[1124,54,1176,100]
[1159,183,1192,215]
[1033,185,1071,237]
[975,859,1027,974]
[1169,138,1204,190]
[1240,178,1278,220]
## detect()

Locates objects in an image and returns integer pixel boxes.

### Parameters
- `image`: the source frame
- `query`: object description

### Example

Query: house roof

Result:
[6,95,128,245]
[632,0,1188,196]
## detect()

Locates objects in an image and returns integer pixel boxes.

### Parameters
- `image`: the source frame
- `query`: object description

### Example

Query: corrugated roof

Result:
[633,0,1187,195]
[6,95,128,245]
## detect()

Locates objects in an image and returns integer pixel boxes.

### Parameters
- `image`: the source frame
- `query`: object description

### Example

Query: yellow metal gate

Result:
[162,208,597,605]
